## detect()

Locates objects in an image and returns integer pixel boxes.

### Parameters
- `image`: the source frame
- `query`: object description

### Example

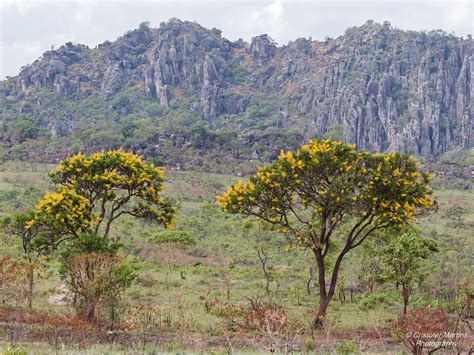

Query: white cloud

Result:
[0,0,472,78]
[445,0,472,29]
[0,40,43,77]
[260,0,285,39]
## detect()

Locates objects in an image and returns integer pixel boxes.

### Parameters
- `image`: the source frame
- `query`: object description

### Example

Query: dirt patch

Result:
[0,307,399,352]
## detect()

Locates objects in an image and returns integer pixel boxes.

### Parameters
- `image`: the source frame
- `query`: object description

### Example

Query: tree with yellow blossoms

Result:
[216,139,434,327]
[27,150,176,252]
[23,150,175,321]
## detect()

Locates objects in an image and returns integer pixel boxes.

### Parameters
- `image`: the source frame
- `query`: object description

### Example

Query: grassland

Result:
[0,161,472,353]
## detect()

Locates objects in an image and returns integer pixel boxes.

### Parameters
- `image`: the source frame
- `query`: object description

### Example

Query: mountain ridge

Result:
[0,19,472,172]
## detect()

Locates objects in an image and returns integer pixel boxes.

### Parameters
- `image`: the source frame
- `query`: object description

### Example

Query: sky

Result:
[0,0,472,79]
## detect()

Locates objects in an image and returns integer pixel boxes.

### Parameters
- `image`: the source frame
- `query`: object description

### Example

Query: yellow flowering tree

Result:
[28,150,176,251]
[216,139,434,327]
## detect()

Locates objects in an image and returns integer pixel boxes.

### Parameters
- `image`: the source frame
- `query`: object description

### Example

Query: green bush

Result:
[336,340,359,354]
[303,337,314,352]
[14,117,41,142]
[360,291,396,310]
[150,230,195,246]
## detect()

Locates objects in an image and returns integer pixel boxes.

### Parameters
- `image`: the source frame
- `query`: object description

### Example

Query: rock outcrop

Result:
[1,19,472,166]
[250,34,277,63]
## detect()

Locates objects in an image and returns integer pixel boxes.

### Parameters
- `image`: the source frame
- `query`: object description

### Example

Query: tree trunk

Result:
[402,284,410,315]
[27,256,34,309]
[313,295,330,328]
[306,266,313,295]
[257,248,270,294]
[312,248,347,328]
[339,289,345,304]
[80,297,99,322]
[27,267,33,309]
[264,271,270,295]
[313,250,328,328]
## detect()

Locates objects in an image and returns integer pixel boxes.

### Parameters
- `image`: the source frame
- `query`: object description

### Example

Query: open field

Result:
[0,161,473,353]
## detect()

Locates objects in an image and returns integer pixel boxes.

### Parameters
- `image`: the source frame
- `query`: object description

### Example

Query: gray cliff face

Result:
[1,19,472,162]
[144,22,234,120]
[272,24,472,156]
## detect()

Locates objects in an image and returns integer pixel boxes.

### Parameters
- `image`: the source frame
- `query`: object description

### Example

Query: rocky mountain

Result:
[0,19,472,172]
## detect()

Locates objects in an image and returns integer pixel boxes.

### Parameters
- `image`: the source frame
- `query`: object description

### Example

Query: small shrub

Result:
[392,306,450,354]
[211,298,302,351]
[244,303,287,334]
[336,340,359,354]
[209,301,243,321]
[303,337,314,352]
[0,255,44,308]
[164,341,179,352]
[63,252,136,322]
[360,291,395,310]
[150,230,195,246]
[123,303,161,337]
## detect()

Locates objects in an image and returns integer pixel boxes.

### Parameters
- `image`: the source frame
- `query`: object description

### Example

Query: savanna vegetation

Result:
[0,142,472,354]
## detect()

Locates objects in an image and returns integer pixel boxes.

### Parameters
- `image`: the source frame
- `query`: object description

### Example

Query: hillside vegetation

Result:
[1,19,472,171]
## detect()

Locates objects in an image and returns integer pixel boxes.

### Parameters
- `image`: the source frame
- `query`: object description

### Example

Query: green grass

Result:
[0,160,472,352]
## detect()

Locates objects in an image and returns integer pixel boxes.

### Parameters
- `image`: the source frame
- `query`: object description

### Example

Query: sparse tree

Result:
[1,212,41,309]
[357,232,386,292]
[217,139,434,327]
[379,228,437,314]
[243,221,275,294]
[445,197,467,226]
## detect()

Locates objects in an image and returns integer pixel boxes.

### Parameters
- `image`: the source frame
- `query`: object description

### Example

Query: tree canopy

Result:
[216,139,434,326]
[26,150,176,251]
[217,139,433,241]
[379,228,438,314]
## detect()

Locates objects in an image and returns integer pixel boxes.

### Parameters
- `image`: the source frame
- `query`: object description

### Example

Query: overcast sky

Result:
[0,0,472,79]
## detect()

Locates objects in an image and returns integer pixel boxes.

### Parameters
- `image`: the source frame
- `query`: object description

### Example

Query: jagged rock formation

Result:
[0,19,472,169]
